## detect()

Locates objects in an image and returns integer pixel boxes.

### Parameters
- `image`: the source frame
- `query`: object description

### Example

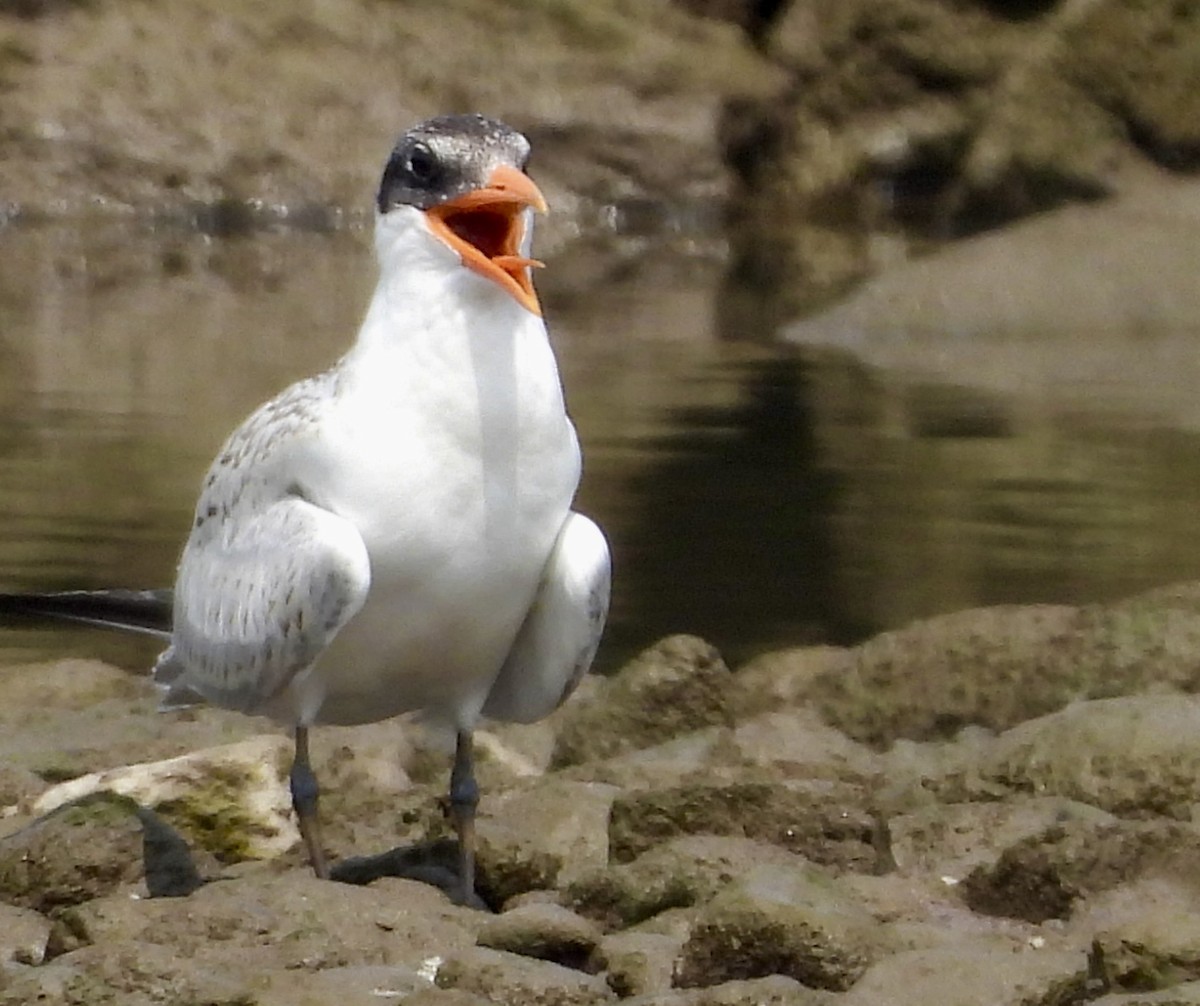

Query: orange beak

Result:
[424,164,548,316]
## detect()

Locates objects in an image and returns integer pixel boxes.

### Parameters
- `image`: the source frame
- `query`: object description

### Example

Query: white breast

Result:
[283,263,581,728]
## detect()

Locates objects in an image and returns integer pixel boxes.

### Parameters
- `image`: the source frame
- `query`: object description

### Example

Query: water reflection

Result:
[2,220,1200,674]
[613,356,842,659]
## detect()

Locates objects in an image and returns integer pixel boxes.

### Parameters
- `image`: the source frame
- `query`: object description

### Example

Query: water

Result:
[3,218,1200,676]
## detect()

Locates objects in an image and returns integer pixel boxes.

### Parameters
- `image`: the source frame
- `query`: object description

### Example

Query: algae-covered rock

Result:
[729,0,1200,318]
[1072,878,1200,994]
[477,902,602,970]
[0,792,145,913]
[607,774,878,871]
[972,695,1200,818]
[634,975,828,1005]
[837,938,1089,1006]
[0,0,780,225]
[567,835,810,930]
[592,930,682,998]
[476,779,620,905]
[436,945,616,1006]
[674,863,878,991]
[32,735,297,863]
[798,604,1093,747]
[961,818,1200,924]
[60,871,480,976]
[732,708,882,780]
[886,797,1115,881]
[552,636,737,768]
[746,590,1200,750]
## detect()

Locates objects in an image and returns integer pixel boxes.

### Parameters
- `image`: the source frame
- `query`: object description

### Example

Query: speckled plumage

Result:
[0,116,610,899]
[154,370,363,712]
[115,115,609,896]
[151,115,610,743]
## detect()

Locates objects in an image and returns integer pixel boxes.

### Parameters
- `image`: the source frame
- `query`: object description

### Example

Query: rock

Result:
[59,871,480,974]
[0,0,780,232]
[627,975,829,1005]
[477,902,602,970]
[727,0,1200,318]
[732,647,855,717]
[674,862,879,991]
[32,734,297,862]
[582,727,742,792]
[228,965,468,1006]
[794,605,1094,747]
[476,779,620,904]
[10,581,1200,1002]
[837,937,1088,1006]
[885,797,1115,882]
[1072,878,1200,996]
[835,870,1013,958]
[0,764,44,822]
[436,945,616,1005]
[783,177,1200,347]
[0,903,51,965]
[0,659,156,788]
[0,659,140,718]
[552,636,737,768]
[398,991,493,1006]
[960,818,1200,924]
[607,773,879,871]
[1089,985,1200,1006]
[568,835,812,929]
[0,940,264,1006]
[0,793,147,913]
[731,708,881,779]
[593,931,683,998]
[747,590,1200,750]
[969,695,1200,818]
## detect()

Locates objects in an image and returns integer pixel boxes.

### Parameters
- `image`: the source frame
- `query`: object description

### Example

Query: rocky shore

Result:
[6,582,1200,1003]
[4,1,1200,1003]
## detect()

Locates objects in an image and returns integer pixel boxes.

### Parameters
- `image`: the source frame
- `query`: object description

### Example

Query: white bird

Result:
[0,114,610,905]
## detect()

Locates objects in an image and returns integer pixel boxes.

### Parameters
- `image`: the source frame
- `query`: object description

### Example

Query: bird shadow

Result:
[330,838,490,911]
[135,805,489,909]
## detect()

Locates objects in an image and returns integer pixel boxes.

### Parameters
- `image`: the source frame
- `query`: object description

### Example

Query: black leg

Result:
[290,726,329,879]
[448,729,479,905]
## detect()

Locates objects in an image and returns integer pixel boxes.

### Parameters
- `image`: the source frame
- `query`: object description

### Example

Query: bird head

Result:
[376,114,547,316]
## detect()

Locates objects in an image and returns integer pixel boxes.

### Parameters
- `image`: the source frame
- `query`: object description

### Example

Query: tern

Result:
[0,114,610,905]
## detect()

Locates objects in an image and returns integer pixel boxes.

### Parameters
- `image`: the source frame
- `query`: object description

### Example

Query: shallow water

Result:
[2,219,1200,675]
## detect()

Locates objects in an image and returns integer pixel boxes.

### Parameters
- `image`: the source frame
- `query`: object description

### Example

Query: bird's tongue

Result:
[444,208,541,273]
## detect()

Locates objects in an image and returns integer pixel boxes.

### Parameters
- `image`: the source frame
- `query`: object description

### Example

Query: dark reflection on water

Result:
[3,220,1200,675]
[611,357,845,661]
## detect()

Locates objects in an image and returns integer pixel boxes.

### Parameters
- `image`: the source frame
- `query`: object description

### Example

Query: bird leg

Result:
[448,728,479,905]
[290,725,329,879]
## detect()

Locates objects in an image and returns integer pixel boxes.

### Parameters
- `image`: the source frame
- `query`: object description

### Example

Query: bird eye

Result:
[406,144,438,184]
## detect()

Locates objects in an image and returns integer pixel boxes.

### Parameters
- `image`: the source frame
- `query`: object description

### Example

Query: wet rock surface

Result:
[721,0,1200,321]
[0,0,779,245]
[3,0,1195,322]
[5,584,1200,1002]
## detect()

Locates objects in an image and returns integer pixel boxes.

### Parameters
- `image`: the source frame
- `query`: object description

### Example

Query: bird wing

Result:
[482,511,610,724]
[159,495,371,715]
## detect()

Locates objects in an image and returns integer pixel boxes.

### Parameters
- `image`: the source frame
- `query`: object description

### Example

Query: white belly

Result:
[286,309,580,727]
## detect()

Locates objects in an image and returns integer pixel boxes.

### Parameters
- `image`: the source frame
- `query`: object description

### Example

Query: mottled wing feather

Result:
[163,496,370,714]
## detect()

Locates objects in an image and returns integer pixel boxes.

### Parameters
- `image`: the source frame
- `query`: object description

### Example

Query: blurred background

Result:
[1,0,1200,674]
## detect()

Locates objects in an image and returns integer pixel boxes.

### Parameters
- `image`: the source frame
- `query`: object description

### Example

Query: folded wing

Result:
[157,497,371,715]
[482,511,610,724]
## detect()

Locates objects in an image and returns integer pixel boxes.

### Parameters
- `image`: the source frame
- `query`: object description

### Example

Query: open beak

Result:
[424,164,548,316]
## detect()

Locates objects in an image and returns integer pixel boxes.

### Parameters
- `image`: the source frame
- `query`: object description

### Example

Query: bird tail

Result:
[0,588,173,640]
